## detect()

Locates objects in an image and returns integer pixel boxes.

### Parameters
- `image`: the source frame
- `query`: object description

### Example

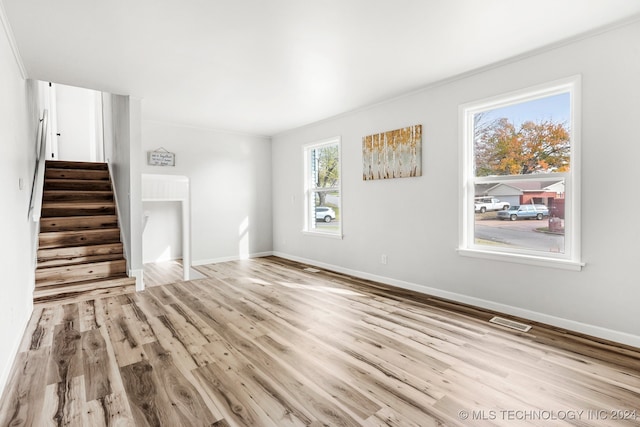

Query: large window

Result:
[304,137,342,237]
[460,77,582,270]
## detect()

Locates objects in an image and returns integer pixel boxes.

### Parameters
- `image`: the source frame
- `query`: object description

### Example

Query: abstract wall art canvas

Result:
[362,124,422,180]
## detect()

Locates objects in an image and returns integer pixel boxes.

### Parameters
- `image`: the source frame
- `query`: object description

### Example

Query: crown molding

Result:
[0,0,27,79]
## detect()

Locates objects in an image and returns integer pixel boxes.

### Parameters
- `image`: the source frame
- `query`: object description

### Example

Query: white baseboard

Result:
[142,256,183,264]
[272,251,640,349]
[192,251,273,266]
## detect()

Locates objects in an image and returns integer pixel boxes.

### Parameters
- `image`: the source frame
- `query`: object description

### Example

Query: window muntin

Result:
[461,77,581,268]
[304,138,341,236]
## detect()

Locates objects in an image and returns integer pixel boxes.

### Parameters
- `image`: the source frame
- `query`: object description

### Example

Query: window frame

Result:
[458,76,583,270]
[303,136,343,239]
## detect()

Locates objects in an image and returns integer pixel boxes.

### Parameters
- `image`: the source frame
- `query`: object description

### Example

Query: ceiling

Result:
[3,1,640,136]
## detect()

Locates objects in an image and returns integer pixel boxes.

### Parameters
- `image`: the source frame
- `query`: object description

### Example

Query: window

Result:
[460,76,582,270]
[303,137,342,237]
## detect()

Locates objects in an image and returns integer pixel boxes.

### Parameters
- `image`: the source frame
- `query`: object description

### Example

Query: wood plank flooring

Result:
[1,256,639,426]
[143,260,185,288]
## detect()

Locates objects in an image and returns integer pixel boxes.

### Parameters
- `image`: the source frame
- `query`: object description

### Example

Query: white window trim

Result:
[458,75,583,271]
[303,136,343,239]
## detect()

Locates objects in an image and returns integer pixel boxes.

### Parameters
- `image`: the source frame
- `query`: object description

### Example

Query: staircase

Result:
[34,160,136,304]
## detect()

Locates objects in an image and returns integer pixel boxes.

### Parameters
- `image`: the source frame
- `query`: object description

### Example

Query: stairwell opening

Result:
[34,160,136,303]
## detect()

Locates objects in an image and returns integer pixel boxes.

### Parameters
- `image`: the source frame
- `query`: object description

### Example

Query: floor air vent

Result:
[489,316,531,332]
[303,267,321,273]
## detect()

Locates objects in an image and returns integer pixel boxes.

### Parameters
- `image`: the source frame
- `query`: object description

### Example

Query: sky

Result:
[479,92,570,128]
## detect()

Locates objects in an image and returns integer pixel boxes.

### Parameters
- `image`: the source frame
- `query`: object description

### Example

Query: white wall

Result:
[103,94,143,287]
[141,121,272,264]
[143,201,183,263]
[0,21,40,395]
[272,21,640,346]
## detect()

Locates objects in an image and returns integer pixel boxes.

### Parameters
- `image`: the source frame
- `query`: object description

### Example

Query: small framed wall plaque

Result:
[148,148,175,166]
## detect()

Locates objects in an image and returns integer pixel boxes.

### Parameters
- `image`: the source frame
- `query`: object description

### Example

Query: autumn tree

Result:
[313,144,339,206]
[474,115,570,176]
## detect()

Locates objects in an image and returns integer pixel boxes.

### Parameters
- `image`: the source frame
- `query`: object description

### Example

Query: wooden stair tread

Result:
[37,253,124,268]
[44,179,113,191]
[44,189,112,193]
[35,259,127,287]
[33,276,135,305]
[45,168,110,180]
[41,202,116,217]
[39,228,121,249]
[35,274,133,290]
[40,215,118,232]
[43,190,114,201]
[45,160,108,170]
[39,227,120,237]
[42,201,115,208]
[38,242,124,267]
[38,242,123,259]
[43,190,114,196]
[45,167,109,173]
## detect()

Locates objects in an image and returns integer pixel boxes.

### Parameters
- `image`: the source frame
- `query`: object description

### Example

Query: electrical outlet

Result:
[381,254,388,265]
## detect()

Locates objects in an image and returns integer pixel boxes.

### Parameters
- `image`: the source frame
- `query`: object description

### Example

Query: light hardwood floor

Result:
[1,256,639,426]
[143,260,185,288]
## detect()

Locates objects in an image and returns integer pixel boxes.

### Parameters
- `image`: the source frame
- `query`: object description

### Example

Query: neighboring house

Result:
[475,180,565,216]
[475,183,522,208]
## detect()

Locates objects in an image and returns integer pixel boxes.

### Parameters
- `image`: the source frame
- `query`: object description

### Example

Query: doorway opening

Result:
[141,174,193,289]
[47,83,104,162]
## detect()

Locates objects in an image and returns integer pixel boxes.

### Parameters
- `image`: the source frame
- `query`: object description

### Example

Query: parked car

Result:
[497,204,549,221]
[315,206,336,223]
[474,197,510,213]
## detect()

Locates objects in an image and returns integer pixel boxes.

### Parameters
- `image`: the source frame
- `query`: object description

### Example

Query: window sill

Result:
[457,248,584,271]
[302,230,343,240]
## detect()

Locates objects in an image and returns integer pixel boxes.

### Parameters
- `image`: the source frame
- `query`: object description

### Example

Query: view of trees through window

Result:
[306,140,341,234]
[471,91,571,255]
[475,114,570,177]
